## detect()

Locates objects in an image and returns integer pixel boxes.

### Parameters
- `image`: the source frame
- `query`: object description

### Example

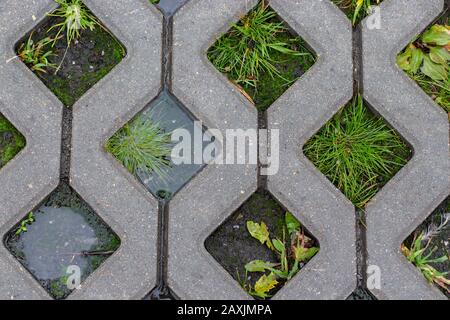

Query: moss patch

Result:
[0,114,25,169]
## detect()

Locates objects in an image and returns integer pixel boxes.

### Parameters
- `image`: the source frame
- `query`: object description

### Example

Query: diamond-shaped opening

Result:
[396,15,449,120]
[15,0,126,107]
[151,0,189,16]
[303,95,413,209]
[332,0,384,25]
[145,284,179,300]
[0,112,26,170]
[346,287,377,300]
[205,190,320,299]
[401,196,449,298]
[3,184,121,300]
[106,90,213,200]
[207,0,316,112]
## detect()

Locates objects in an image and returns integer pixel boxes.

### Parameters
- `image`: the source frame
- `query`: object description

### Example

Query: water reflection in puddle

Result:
[154,0,189,16]
[137,91,212,199]
[5,185,120,299]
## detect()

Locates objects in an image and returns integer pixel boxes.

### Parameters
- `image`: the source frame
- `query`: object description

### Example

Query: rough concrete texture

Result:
[168,0,259,300]
[1,0,449,300]
[362,0,450,300]
[267,0,356,299]
[0,0,62,299]
[69,0,162,299]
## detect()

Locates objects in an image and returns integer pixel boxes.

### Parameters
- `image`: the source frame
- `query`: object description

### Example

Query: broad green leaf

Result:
[397,47,412,71]
[429,47,450,65]
[247,221,270,246]
[272,238,285,253]
[253,273,278,298]
[421,25,450,46]
[421,56,448,81]
[245,260,278,273]
[409,47,424,74]
[285,212,301,235]
[294,246,319,263]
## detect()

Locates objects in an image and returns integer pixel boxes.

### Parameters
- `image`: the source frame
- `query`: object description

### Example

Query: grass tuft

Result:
[106,116,172,179]
[208,1,315,111]
[303,95,411,208]
[48,0,98,46]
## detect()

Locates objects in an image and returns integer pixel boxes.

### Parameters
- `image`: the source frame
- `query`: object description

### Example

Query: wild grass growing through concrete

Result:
[48,0,99,47]
[332,0,381,25]
[303,95,410,208]
[402,232,449,293]
[207,0,314,110]
[17,34,58,73]
[106,117,172,179]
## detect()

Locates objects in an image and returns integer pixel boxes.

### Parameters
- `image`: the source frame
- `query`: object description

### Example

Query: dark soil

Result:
[17,14,125,107]
[4,183,121,300]
[205,189,318,299]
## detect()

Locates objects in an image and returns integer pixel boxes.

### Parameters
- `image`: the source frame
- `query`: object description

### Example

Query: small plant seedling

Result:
[401,232,449,293]
[47,0,99,47]
[397,22,450,116]
[241,212,318,298]
[15,212,35,235]
[18,34,58,73]
[106,116,172,179]
[333,0,381,25]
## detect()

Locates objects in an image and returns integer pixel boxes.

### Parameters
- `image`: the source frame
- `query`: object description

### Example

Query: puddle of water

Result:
[5,185,120,299]
[12,207,97,280]
[136,91,211,199]
[155,0,189,16]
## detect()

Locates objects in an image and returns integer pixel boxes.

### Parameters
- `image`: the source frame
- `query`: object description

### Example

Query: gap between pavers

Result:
[362,0,450,300]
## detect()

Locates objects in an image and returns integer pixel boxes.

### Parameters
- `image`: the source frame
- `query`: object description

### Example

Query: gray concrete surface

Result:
[267,0,356,300]
[69,0,163,299]
[362,0,449,300]
[0,0,448,300]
